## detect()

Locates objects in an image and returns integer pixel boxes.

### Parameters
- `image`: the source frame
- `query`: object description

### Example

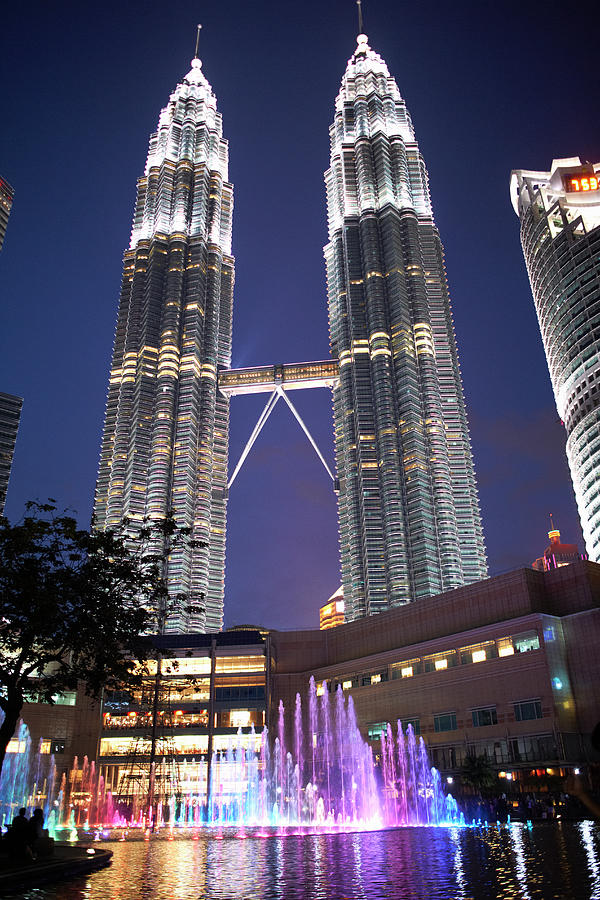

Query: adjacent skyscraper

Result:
[0,392,23,515]
[94,53,234,632]
[511,157,600,561]
[0,177,14,252]
[325,34,487,619]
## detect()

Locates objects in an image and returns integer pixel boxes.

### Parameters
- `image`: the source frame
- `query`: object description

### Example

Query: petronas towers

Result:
[94,56,233,632]
[326,35,486,618]
[95,31,486,631]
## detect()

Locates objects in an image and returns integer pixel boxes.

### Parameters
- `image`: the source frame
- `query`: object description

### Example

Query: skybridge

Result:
[218,360,339,396]
[218,360,340,489]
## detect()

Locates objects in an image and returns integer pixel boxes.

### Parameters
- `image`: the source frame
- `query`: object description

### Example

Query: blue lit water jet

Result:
[0,679,463,834]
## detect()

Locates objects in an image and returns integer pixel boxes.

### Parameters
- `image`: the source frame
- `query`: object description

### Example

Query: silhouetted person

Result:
[6,807,33,862]
[27,808,45,857]
[11,808,28,835]
[564,774,600,819]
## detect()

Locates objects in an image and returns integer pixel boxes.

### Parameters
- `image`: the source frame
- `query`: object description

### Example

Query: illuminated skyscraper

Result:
[511,157,600,561]
[94,51,234,632]
[0,392,22,515]
[0,177,14,252]
[324,33,487,619]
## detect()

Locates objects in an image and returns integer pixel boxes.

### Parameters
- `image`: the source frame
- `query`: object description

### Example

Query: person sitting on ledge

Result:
[4,808,34,862]
[26,808,53,859]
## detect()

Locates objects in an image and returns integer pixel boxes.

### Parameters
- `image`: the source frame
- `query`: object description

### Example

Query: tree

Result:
[0,501,191,778]
[460,754,497,793]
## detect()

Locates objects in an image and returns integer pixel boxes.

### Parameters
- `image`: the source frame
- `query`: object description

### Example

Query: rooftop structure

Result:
[319,586,345,629]
[511,158,600,562]
[532,520,582,572]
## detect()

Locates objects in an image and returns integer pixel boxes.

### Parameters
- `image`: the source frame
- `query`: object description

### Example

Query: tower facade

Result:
[325,35,486,620]
[511,157,600,561]
[0,177,14,252]
[0,392,22,514]
[94,55,234,632]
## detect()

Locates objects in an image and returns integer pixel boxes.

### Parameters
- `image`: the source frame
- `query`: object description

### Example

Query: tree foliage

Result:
[0,501,190,777]
[460,754,497,792]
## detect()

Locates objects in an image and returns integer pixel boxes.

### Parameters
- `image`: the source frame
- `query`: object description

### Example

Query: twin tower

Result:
[94,34,488,632]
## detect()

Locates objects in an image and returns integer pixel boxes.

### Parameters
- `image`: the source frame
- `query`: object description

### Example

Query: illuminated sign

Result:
[565,173,599,193]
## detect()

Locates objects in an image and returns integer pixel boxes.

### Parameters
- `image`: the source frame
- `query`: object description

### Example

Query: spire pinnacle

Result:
[194,23,202,60]
[356,0,364,36]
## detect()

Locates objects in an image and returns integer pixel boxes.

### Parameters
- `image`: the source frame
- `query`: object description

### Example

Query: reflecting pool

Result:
[21,821,600,900]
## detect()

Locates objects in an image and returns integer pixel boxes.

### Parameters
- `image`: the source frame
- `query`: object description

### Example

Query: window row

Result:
[366,700,544,739]
[319,630,541,696]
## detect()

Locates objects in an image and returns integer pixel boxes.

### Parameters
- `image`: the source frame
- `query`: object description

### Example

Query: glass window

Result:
[215,655,265,674]
[424,651,456,673]
[431,746,456,769]
[367,722,387,740]
[402,717,421,735]
[230,709,252,728]
[161,657,211,676]
[514,700,543,721]
[472,706,498,728]
[391,659,422,679]
[42,691,76,706]
[496,637,515,657]
[459,641,496,665]
[513,631,540,653]
[434,713,457,732]
[215,685,265,701]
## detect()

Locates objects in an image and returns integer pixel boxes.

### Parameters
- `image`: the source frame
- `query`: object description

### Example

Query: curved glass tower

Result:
[94,54,234,632]
[325,34,487,620]
[510,157,600,561]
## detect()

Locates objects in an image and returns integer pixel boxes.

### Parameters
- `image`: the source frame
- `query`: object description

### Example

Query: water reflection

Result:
[579,821,600,900]
[22,821,600,900]
[450,826,468,899]
[509,823,531,899]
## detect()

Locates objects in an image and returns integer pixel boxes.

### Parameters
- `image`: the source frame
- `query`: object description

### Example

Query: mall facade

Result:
[16,561,600,793]
[271,561,600,786]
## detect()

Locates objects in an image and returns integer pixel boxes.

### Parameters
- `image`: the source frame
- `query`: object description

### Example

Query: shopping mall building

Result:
[17,561,600,791]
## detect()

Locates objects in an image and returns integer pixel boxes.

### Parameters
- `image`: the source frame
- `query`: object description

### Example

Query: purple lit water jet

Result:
[0,679,463,835]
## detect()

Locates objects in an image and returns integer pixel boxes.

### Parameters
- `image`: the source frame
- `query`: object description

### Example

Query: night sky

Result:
[1,0,598,630]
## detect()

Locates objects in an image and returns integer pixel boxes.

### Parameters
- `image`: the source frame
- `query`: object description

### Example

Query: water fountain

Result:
[0,678,463,838]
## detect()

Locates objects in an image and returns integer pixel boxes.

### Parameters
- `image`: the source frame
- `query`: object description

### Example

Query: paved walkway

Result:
[0,843,112,893]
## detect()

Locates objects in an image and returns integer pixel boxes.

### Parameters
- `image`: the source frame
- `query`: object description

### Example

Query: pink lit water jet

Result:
[0,680,463,837]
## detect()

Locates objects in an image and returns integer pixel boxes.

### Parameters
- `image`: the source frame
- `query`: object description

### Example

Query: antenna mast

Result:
[357,0,364,34]
[194,23,202,59]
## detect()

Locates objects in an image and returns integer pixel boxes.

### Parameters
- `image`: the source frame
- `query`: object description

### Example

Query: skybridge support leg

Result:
[276,387,334,482]
[228,390,279,489]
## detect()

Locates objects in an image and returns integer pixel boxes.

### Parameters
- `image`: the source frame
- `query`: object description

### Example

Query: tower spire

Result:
[356,0,364,36]
[194,23,202,60]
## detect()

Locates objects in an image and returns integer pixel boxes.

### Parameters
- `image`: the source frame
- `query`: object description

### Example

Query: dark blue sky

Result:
[1,0,597,629]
